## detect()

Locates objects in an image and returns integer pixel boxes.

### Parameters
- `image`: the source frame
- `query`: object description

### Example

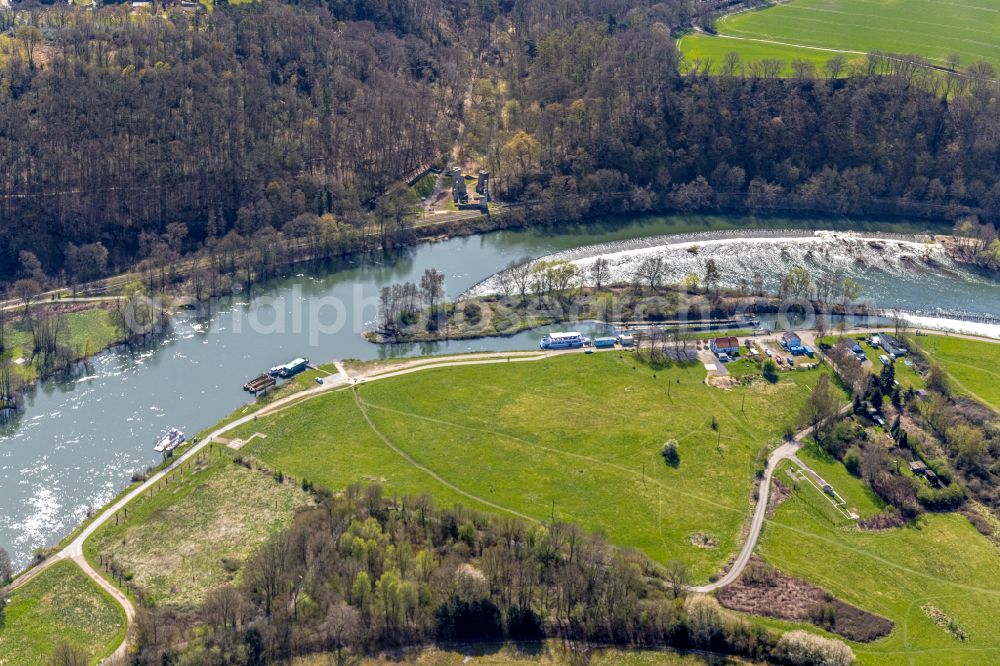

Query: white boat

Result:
[540,332,585,350]
[154,427,185,453]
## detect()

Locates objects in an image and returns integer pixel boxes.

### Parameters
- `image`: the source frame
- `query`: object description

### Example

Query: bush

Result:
[661,440,680,467]
[462,301,482,325]
[843,446,862,476]
[762,359,779,383]
[917,482,964,511]
[774,630,854,666]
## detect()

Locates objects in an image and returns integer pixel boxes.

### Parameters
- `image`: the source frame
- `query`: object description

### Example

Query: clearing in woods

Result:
[679,0,1000,75]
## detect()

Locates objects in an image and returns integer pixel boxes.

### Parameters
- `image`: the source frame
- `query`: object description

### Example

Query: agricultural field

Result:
[917,334,1000,411]
[0,560,126,665]
[86,452,310,610]
[758,457,1000,665]
[233,352,839,582]
[680,0,1000,75]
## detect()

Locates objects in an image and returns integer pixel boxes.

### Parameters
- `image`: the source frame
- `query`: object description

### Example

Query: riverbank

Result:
[0,212,990,575]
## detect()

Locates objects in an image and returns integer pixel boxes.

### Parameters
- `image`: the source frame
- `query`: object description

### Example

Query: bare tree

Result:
[321,602,362,665]
[664,560,690,598]
[801,374,841,444]
[590,257,610,290]
[419,268,445,314]
[634,256,665,293]
[47,642,88,666]
[506,258,533,304]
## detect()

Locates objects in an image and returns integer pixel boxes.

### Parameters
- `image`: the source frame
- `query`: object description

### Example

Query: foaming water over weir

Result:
[468,229,1000,323]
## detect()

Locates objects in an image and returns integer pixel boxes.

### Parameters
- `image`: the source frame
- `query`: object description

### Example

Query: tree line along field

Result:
[230,353,831,583]
[680,0,1000,74]
[0,560,126,664]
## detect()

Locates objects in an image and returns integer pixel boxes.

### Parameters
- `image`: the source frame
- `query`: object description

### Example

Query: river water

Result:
[1,214,996,569]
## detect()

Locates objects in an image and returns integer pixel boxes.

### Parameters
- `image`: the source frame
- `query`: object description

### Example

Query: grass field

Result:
[3,306,120,383]
[917,334,1000,411]
[758,455,1000,665]
[86,452,309,610]
[680,0,1000,75]
[232,353,837,582]
[0,561,126,665]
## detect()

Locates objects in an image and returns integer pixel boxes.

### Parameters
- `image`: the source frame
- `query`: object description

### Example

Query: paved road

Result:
[689,404,848,593]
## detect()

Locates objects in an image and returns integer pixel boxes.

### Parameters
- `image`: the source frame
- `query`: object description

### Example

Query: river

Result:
[1,213,995,570]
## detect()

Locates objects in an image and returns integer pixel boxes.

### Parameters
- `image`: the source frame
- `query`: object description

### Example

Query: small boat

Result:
[154,427,185,453]
[244,374,276,393]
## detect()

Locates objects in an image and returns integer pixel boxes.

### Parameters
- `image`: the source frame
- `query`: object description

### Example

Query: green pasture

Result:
[917,334,1000,411]
[681,0,1000,74]
[0,561,126,665]
[234,352,837,582]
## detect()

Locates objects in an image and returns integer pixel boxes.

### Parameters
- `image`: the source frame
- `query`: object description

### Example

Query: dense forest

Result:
[1,0,999,286]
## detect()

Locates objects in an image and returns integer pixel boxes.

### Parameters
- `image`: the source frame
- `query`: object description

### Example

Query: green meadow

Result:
[758,455,1000,665]
[0,561,126,665]
[680,0,1000,74]
[233,352,835,582]
[86,452,309,611]
[917,334,1000,411]
[3,306,120,383]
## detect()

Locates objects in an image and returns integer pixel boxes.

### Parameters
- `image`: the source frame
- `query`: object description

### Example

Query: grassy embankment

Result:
[680,0,1000,75]
[86,450,310,611]
[80,351,832,610]
[0,560,126,665]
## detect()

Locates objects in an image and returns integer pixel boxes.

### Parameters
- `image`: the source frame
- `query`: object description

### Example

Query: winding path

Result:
[2,346,843,659]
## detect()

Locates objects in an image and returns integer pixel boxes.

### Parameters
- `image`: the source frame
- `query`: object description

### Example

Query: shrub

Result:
[462,301,482,325]
[762,359,779,383]
[774,630,854,666]
[843,446,862,476]
[661,440,680,467]
[917,482,964,511]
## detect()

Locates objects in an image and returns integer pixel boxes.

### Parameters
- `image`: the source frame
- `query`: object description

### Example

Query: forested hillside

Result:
[1,0,999,286]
